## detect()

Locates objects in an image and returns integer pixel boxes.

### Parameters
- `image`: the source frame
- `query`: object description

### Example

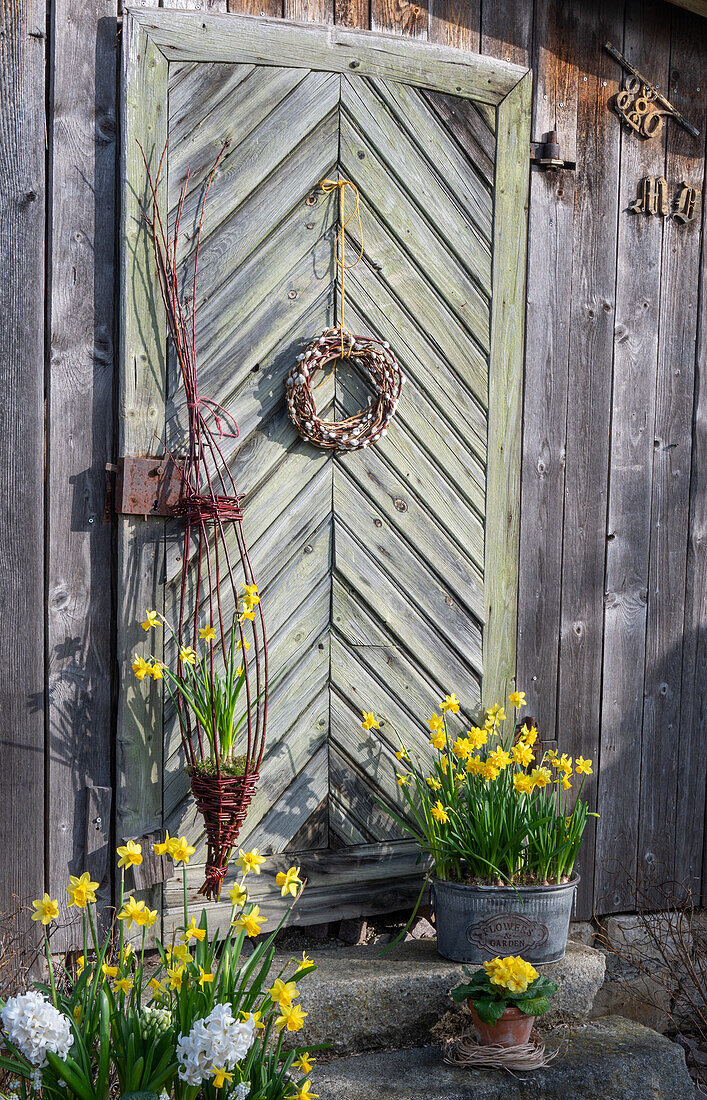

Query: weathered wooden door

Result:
[119,11,530,931]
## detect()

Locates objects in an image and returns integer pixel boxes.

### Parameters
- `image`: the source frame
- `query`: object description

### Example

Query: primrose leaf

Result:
[515,995,550,1016]
[470,995,506,1025]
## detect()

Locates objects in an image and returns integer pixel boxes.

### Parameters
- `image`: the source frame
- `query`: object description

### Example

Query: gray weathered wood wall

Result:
[0,0,704,927]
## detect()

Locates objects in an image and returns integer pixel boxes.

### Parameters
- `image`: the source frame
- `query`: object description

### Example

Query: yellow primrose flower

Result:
[210,1068,233,1090]
[117,896,146,928]
[167,965,185,990]
[466,726,488,750]
[31,894,59,926]
[396,772,410,786]
[101,963,118,981]
[268,978,299,1008]
[511,742,534,768]
[181,917,206,943]
[233,905,266,938]
[296,951,313,973]
[141,610,159,631]
[485,955,539,994]
[229,881,248,908]
[179,646,197,666]
[513,772,535,795]
[361,711,380,731]
[150,661,164,680]
[132,654,152,681]
[170,836,196,865]
[426,776,442,790]
[276,866,303,899]
[575,756,593,775]
[427,712,445,733]
[275,1003,307,1032]
[441,693,460,714]
[198,966,213,989]
[509,690,526,709]
[237,848,266,876]
[114,977,133,995]
[431,801,449,824]
[67,873,99,909]
[294,1052,315,1074]
[531,766,552,789]
[199,624,217,642]
[116,840,143,868]
[293,1084,318,1100]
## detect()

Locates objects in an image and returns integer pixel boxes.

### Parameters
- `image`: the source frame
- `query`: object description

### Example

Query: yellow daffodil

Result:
[198,624,217,642]
[67,873,99,909]
[31,894,59,925]
[144,907,158,928]
[120,942,134,964]
[167,965,185,990]
[441,693,460,714]
[513,772,535,795]
[293,1083,318,1100]
[427,712,445,733]
[294,1052,315,1074]
[210,1068,233,1090]
[117,896,146,928]
[243,583,260,604]
[229,881,248,908]
[153,830,174,856]
[236,639,250,651]
[426,775,442,790]
[531,766,552,789]
[101,963,118,981]
[429,730,446,751]
[296,951,313,972]
[233,905,266,938]
[114,977,133,995]
[396,772,410,786]
[73,1005,81,1022]
[466,726,488,750]
[268,978,299,1008]
[150,661,164,680]
[198,966,213,989]
[236,665,244,677]
[487,704,505,722]
[452,736,472,760]
[170,836,196,865]
[132,654,151,681]
[560,776,572,791]
[179,646,197,666]
[239,608,256,623]
[488,747,511,771]
[181,917,206,943]
[465,754,484,776]
[511,741,534,768]
[361,711,380,731]
[236,848,266,876]
[395,747,409,761]
[509,690,526,709]
[575,756,593,775]
[148,977,166,995]
[439,754,455,775]
[431,801,449,824]
[141,610,159,631]
[167,942,191,966]
[241,1008,265,1030]
[116,840,143,868]
[275,1003,307,1032]
[481,761,500,782]
[276,866,302,898]
[520,724,538,747]
[76,955,86,975]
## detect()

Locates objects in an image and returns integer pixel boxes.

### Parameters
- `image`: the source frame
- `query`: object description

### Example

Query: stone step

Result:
[275,939,605,1056]
[311,1017,693,1099]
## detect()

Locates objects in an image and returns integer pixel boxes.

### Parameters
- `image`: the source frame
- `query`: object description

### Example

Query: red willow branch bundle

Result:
[139,141,268,900]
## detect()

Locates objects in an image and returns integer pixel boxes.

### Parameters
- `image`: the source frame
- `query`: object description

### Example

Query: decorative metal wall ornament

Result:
[674,182,701,224]
[140,143,269,901]
[286,179,404,451]
[605,42,700,141]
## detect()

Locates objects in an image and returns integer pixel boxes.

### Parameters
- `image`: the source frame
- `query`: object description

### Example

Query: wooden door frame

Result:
[118,9,531,928]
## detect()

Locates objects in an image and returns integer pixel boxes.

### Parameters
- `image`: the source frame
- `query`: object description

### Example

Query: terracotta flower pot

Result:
[468,1002,534,1048]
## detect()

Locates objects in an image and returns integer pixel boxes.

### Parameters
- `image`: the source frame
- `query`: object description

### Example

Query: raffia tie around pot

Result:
[443,1032,557,1072]
[285,179,404,451]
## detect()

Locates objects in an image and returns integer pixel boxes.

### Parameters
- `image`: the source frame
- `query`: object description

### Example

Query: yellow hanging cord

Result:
[320,178,365,359]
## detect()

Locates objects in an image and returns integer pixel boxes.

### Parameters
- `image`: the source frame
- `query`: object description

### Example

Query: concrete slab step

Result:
[312,1017,693,1099]
[275,939,605,1055]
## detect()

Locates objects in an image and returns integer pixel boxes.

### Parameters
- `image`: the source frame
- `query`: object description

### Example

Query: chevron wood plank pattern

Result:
[160,54,499,919]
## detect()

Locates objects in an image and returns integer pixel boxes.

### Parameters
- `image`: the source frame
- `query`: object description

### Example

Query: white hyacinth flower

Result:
[1,991,73,1068]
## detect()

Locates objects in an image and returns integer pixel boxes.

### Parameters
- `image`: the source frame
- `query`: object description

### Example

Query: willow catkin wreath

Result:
[285,326,404,451]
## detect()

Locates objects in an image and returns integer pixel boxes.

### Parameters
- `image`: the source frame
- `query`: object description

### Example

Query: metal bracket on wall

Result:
[109,455,183,518]
[530,131,576,170]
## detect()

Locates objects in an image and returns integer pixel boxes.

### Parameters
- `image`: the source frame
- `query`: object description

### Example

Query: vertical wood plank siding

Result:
[4,0,705,932]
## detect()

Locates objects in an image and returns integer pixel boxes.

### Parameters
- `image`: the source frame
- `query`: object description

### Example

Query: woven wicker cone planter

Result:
[190,772,259,901]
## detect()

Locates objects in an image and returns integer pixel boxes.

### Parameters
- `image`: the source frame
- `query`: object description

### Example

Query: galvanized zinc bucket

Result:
[432,875,579,964]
